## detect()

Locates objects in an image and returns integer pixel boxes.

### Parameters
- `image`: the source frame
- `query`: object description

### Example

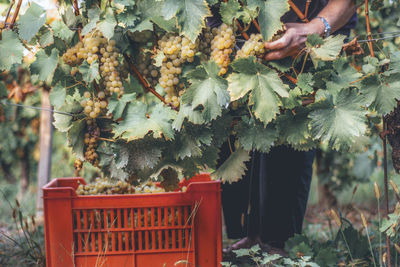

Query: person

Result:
[218,0,358,254]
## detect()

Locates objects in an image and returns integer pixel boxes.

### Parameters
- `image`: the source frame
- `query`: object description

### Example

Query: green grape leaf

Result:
[277,107,312,146]
[98,8,117,39]
[235,117,278,153]
[207,0,218,5]
[326,58,362,92]
[79,61,99,83]
[137,0,176,32]
[248,0,289,41]
[113,102,176,141]
[282,87,302,109]
[309,35,346,66]
[182,61,230,122]
[81,8,100,35]
[107,92,136,119]
[361,74,400,115]
[53,97,82,132]
[220,0,241,24]
[228,57,288,124]
[30,49,59,83]
[211,147,250,183]
[314,247,339,267]
[386,51,400,75]
[309,88,367,150]
[18,2,46,41]
[0,30,24,71]
[51,20,74,42]
[114,0,135,6]
[162,0,210,42]
[173,104,205,131]
[68,119,86,160]
[306,34,324,47]
[50,83,66,109]
[117,8,139,28]
[297,73,314,94]
[125,139,163,170]
[39,29,54,48]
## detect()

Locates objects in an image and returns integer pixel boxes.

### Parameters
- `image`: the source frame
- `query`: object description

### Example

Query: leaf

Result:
[182,61,230,122]
[314,247,339,267]
[117,8,139,28]
[211,148,250,183]
[173,104,205,131]
[162,0,210,42]
[39,29,54,48]
[297,73,314,94]
[277,107,312,146]
[30,49,59,83]
[81,8,100,35]
[107,93,136,119]
[220,0,241,24]
[281,87,302,109]
[98,8,117,40]
[386,51,400,75]
[0,30,24,71]
[309,35,346,65]
[50,83,66,109]
[228,57,288,124]
[137,0,176,32]
[18,2,46,41]
[326,58,362,92]
[361,74,400,115]
[79,61,99,83]
[126,139,163,170]
[53,99,82,132]
[235,117,278,153]
[51,20,74,42]
[0,82,7,97]
[309,89,367,150]
[68,119,86,160]
[113,102,176,141]
[248,0,289,41]
[232,248,250,257]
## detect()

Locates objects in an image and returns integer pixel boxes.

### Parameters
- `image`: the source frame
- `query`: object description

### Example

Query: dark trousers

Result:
[220,144,315,248]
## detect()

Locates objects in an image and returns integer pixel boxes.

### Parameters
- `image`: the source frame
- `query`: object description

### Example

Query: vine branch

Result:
[364,0,375,57]
[9,0,22,29]
[288,0,309,22]
[123,54,170,107]
[73,0,80,16]
[3,0,15,29]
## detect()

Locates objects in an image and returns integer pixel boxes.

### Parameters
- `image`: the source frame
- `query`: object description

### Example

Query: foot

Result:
[223,236,260,253]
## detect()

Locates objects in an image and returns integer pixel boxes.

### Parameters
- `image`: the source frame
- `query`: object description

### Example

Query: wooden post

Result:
[36,87,53,217]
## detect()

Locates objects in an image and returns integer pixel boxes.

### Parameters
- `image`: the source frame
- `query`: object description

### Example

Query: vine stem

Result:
[382,115,392,267]
[364,0,375,57]
[304,0,312,19]
[123,54,171,107]
[3,0,15,29]
[235,20,249,40]
[288,0,309,22]
[98,137,115,142]
[73,0,80,16]
[9,0,22,29]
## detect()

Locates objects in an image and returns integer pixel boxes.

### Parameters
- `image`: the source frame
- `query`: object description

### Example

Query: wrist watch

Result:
[316,16,331,38]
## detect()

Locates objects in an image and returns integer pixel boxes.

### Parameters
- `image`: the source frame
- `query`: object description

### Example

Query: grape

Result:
[210,23,235,75]
[236,33,265,59]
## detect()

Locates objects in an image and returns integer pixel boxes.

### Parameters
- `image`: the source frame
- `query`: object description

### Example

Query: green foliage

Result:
[0,30,24,71]
[17,2,46,42]
[30,49,59,83]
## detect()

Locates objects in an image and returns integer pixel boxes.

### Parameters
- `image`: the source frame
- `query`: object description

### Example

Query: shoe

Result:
[223,236,260,254]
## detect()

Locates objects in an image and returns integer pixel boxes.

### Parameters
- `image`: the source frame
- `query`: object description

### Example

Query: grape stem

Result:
[98,137,115,142]
[9,0,22,29]
[123,54,175,109]
[364,0,375,57]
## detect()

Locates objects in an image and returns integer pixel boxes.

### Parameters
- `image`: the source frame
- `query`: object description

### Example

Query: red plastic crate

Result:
[42,174,222,267]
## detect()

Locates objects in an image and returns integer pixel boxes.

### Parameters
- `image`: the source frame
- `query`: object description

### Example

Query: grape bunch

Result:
[62,30,124,96]
[135,181,166,194]
[236,33,265,59]
[210,23,235,75]
[76,177,136,195]
[136,53,159,87]
[74,159,83,175]
[80,91,108,119]
[84,119,100,166]
[157,34,199,107]
[198,26,213,60]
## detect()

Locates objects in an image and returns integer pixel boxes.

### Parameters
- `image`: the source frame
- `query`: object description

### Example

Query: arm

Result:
[264,0,357,61]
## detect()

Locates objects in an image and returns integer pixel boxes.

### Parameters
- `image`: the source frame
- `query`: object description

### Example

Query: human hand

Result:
[264,20,325,61]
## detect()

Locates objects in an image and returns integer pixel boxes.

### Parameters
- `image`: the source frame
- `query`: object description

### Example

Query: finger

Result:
[264,48,292,61]
[264,32,292,50]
